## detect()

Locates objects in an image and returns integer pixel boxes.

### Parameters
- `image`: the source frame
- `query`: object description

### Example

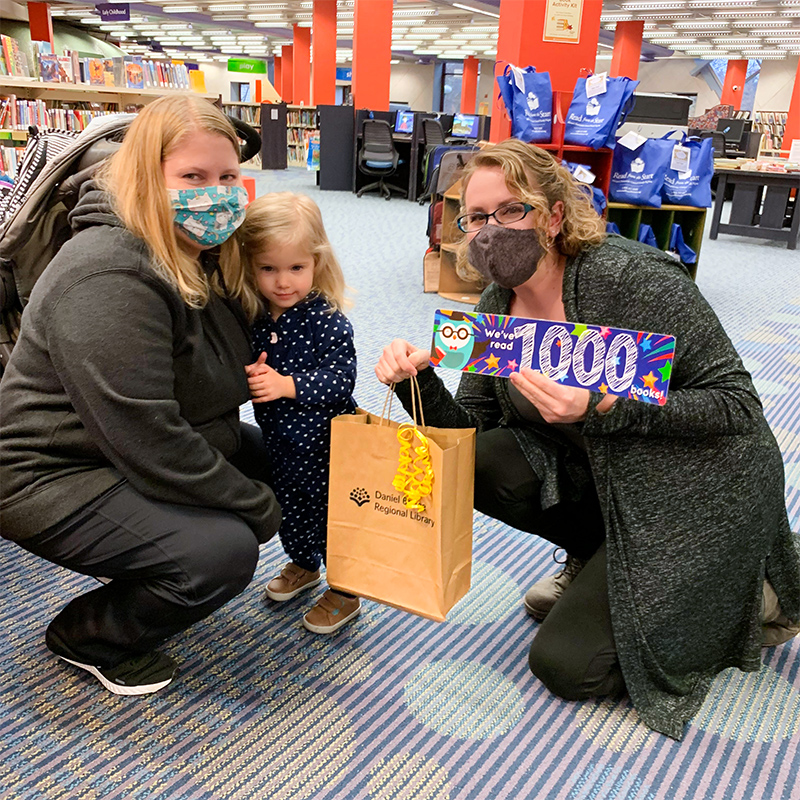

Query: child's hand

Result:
[247,353,297,402]
[246,352,269,377]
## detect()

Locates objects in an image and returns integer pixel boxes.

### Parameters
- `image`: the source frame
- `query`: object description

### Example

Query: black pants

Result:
[475,427,624,700]
[19,424,269,668]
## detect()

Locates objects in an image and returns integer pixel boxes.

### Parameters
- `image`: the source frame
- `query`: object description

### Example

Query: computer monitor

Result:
[451,113,480,139]
[394,109,414,134]
[716,118,746,146]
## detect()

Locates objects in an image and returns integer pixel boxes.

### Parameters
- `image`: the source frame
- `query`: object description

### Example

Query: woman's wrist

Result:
[596,393,617,414]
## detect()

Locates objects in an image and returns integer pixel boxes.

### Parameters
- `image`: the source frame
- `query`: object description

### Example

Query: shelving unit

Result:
[606,202,706,278]
[424,179,487,305]
[286,104,318,168]
[752,111,788,152]
[221,101,261,129]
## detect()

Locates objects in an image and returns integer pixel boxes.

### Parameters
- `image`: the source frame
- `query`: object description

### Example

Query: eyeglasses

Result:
[456,202,534,233]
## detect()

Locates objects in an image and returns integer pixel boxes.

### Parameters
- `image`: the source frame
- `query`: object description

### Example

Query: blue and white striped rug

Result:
[1,169,798,799]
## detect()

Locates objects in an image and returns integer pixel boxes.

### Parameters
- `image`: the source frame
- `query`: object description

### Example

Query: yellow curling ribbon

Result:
[392,423,434,511]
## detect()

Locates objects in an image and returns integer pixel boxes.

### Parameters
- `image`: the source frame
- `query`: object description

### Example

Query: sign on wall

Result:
[227,58,267,74]
[96,3,130,22]
[543,0,583,44]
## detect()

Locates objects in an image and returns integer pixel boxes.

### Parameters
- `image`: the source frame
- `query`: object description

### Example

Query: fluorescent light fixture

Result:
[390,59,400,64]
[595,53,614,59]
[743,27,795,34]
[391,45,417,51]
[248,14,284,20]
[689,0,751,5]
[739,19,792,26]
[163,6,200,13]
[674,20,729,28]
[452,4,500,19]
[713,37,761,43]
[413,49,440,55]
[409,27,450,33]
[622,1,687,8]
[414,33,442,40]
[80,17,101,23]
[714,10,784,17]
[635,12,692,18]
[601,14,635,21]
[208,4,245,11]
[393,9,437,17]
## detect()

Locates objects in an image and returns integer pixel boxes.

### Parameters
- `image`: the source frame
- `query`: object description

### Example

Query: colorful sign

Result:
[227,58,267,74]
[430,309,675,406]
[543,0,583,44]
[96,3,130,22]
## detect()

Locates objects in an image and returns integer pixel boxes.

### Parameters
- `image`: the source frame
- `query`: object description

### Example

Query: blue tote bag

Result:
[609,138,674,208]
[564,75,638,149]
[562,160,607,216]
[638,224,659,249]
[660,132,714,208]
[668,224,697,265]
[496,64,553,143]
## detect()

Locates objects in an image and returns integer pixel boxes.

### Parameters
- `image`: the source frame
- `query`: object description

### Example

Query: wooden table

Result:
[710,167,800,250]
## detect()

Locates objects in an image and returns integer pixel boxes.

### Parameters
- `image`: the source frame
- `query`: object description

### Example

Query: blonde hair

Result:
[98,93,260,320]
[238,192,349,314]
[457,138,606,281]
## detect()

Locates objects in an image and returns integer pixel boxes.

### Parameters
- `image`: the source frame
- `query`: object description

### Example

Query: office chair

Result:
[356,119,407,200]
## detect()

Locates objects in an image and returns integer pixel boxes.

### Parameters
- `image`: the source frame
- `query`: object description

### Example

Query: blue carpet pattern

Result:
[1,168,799,799]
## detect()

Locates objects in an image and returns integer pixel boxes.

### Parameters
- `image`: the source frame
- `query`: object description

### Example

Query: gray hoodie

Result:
[0,185,281,543]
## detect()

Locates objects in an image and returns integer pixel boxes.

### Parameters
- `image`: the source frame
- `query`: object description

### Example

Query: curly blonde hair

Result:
[456,138,606,281]
[238,192,350,314]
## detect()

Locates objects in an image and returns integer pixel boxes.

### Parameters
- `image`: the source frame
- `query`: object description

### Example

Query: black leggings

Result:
[475,427,625,700]
[19,424,269,668]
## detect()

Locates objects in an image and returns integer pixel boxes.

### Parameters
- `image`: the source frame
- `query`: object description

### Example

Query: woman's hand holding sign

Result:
[510,368,617,423]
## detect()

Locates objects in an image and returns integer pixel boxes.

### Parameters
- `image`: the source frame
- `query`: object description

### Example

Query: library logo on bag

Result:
[586,97,601,116]
[350,488,370,507]
[527,92,539,111]
[631,157,645,174]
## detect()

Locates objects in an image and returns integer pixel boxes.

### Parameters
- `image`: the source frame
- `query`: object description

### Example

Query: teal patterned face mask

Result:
[168,185,248,247]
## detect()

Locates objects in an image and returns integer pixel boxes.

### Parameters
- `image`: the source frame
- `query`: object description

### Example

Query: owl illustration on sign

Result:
[432,318,475,371]
[586,97,601,116]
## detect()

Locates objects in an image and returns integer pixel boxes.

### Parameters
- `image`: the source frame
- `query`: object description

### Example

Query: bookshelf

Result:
[287,105,318,168]
[752,111,788,153]
[222,101,261,129]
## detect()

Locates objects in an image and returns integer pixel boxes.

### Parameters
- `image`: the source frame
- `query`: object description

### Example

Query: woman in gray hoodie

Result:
[0,95,281,695]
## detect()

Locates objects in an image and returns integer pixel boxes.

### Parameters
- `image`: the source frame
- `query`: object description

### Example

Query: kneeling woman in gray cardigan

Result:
[375,138,800,740]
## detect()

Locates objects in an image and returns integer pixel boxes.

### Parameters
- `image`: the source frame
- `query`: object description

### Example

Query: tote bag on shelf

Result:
[660,131,714,208]
[496,64,553,144]
[563,75,638,150]
[326,382,475,622]
[609,137,674,208]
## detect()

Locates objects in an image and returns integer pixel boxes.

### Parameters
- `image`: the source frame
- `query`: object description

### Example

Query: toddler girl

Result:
[240,192,359,634]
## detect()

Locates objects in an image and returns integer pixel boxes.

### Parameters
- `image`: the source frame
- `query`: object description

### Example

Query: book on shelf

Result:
[124,57,145,90]
[38,54,62,83]
[1,34,31,78]
[87,58,105,86]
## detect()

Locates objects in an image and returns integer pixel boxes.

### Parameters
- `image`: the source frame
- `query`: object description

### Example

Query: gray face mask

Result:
[467,225,547,289]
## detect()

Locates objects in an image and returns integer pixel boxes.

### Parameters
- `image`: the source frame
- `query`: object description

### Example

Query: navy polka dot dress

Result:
[251,294,357,572]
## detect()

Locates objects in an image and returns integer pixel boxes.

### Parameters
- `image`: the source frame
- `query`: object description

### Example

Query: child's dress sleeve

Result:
[291,307,357,407]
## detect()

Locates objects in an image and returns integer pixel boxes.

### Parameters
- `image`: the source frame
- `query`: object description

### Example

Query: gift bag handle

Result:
[379,376,426,429]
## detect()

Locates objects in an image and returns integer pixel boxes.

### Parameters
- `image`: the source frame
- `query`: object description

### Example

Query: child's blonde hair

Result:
[98,93,260,320]
[239,192,349,314]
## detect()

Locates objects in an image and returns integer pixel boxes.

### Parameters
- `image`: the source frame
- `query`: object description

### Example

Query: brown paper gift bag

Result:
[326,384,475,622]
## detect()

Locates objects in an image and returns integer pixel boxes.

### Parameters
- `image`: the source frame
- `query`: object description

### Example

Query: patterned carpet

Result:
[1,168,799,799]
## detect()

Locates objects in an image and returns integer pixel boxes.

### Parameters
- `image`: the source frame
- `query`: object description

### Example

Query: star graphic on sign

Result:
[640,338,653,352]
[642,372,658,389]
[467,365,477,372]
[486,354,501,370]
[599,327,611,339]
[615,356,621,366]
[556,371,568,383]
[658,360,672,382]
[507,359,518,371]
[571,324,588,337]
[599,383,609,394]
[556,339,562,347]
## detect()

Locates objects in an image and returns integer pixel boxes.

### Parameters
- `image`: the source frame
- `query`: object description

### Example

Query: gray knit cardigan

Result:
[398,235,800,739]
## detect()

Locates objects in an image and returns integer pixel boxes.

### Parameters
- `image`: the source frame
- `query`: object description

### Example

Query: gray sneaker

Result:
[524,553,587,621]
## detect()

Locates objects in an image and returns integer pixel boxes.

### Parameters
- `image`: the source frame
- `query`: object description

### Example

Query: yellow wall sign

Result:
[543,0,584,44]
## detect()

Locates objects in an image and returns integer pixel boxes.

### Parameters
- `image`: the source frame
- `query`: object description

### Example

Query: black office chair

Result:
[418,118,449,206]
[356,119,407,200]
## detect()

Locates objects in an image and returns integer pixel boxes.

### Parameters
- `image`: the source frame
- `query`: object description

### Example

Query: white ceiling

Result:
[36,0,800,64]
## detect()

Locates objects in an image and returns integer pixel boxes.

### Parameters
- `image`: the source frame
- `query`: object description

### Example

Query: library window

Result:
[231,82,252,103]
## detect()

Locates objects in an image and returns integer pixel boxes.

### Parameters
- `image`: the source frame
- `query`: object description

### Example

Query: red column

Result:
[352,0,392,111]
[28,2,55,49]
[281,45,294,104]
[313,0,337,106]
[293,24,311,106]
[491,0,603,142]
[783,58,800,156]
[721,59,748,110]
[610,20,643,80]
[274,56,282,99]
[461,56,479,115]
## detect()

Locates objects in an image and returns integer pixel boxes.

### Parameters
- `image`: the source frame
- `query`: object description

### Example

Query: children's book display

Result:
[430,308,675,405]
